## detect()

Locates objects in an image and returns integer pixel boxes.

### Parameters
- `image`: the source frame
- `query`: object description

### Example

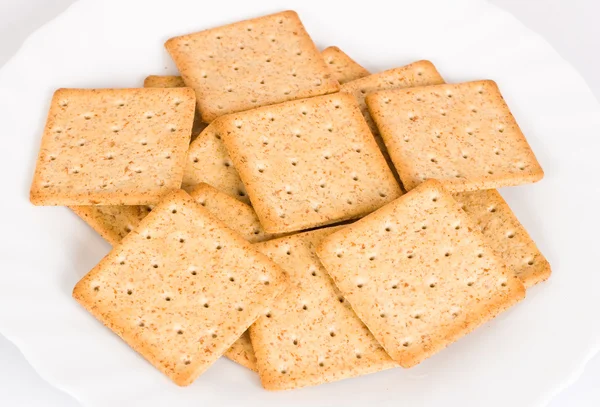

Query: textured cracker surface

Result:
[341,61,444,173]
[321,46,370,84]
[144,75,186,88]
[188,183,277,243]
[454,189,551,288]
[181,121,250,204]
[220,93,401,234]
[144,75,207,137]
[224,331,257,372]
[251,227,396,391]
[165,11,339,122]
[317,180,525,368]
[30,88,196,205]
[70,205,152,246]
[72,190,286,385]
[366,80,544,192]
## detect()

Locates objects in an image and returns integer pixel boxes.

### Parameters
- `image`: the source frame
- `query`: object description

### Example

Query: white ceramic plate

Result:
[1,0,599,405]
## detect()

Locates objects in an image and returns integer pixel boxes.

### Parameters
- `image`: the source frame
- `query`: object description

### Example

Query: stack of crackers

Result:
[29,10,550,390]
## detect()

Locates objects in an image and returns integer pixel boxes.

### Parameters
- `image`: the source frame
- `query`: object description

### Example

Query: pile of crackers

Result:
[29,10,550,390]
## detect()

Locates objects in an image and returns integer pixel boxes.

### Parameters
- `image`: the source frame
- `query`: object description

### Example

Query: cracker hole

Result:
[179,238,185,243]
[191,270,197,276]
[293,339,298,345]
[266,313,271,318]
[501,281,507,287]
[216,245,222,250]
[330,331,336,337]
[251,99,257,103]
[127,289,132,295]
[165,297,171,302]
[385,227,391,232]
[369,256,376,261]
[402,341,410,347]
[392,284,398,289]
[319,362,324,367]
[407,254,414,259]
[489,207,497,213]
[430,158,438,163]
[429,282,437,288]
[462,154,468,159]
[498,128,504,133]
[337,253,343,258]
[264,280,270,285]
[432,197,438,202]
[184,360,191,365]
[236,306,243,312]
[488,170,494,175]
[467,282,474,287]
[204,303,209,308]
[347,199,353,205]
[266,58,271,63]
[212,333,217,338]
[477,253,483,258]
[445,252,451,257]
[146,235,151,239]
[311,271,317,276]
[356,353,362,359]
[152,264,158,268]
[352,175,359,181]
[357,283,363,288]
[380,313,386,318]
[338,297,344,303]
[260,80,265,84]
[93,286,100,292]
[296,51,302,56]
[528,260,534,266]
[138,322,145,327]
[177,329,183,335]
[229,277,235,282]
[281,369,287,374]
[507,232,515,239]
[253,229,260,235]
[141,141,147,146]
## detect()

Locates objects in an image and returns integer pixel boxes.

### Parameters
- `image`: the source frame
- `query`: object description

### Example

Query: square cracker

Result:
[220,93,402,234]
[317,180,525,368]
[181,121,250,204]
[321,46,370,84]
[72,184,271,372]
[366,80,544,192]
[341,61,444,172]
[143,75,207,137]
[30,88,196,206]
[454,189,551,288]
[72,190,287,385]
[251,227,396,391]
[165,10,339,123]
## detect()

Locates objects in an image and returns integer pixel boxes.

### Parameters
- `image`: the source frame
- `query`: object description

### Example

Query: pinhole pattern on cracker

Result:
[182,121,250,204]
[220,93,401,234]
[454,189,551,288]
[251,227,396,391]
[321,46,370,84]
[143,75,207,137]
[165,10,339,122]
[30,88,196,206]
[366,80,544,192]
[72,190,286,385]
[341,61,444,175]
[317,180,525,368]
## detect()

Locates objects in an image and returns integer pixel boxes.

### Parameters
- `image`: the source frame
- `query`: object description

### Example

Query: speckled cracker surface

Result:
[317,180,525,368]
[251,227,396,391]
[189,183,277,243]
[144,75,207,137]
[366,80,544,192]
[321,46,370,84]
[30,88,196,206]
[144,75,186,88]
[72,190,286,385]
[341,61,444,171]
[220,93,401,234]
[165,10,339,122]
[182,121,249,204]
[454,189,551,288]
[224,331,257,372]
[70,205,152,246]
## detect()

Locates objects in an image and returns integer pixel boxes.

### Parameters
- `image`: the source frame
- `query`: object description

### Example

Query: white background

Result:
[0,0,599,405]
